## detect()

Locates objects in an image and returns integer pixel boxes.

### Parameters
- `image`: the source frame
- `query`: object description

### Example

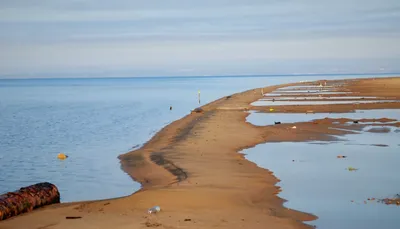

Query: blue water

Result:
[247,109,400,126]
[244,109,400,229]
[0,74,397,202]
[244,135,400,229]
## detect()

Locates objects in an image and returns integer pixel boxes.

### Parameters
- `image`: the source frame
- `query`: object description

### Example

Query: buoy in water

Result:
[57,153,68,160]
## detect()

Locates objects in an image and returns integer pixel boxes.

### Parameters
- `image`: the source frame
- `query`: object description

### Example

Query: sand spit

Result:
[1,77,399,229]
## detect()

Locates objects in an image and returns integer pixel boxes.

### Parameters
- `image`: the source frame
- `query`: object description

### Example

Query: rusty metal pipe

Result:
[0,182,60,221]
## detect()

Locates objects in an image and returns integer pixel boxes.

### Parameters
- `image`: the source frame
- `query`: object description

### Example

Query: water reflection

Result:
[244,110,400,229]
[252,100,399,106]
[260,96,378,100]
[246,109,400,126]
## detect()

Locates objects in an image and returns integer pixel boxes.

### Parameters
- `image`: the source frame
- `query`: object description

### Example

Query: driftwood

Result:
[0,182,60,221]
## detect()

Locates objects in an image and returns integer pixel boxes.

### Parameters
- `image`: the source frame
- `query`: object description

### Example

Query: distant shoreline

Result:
[1,72,399,80]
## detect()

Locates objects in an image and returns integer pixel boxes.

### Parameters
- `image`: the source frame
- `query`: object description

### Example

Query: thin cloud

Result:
[0,0,399,77]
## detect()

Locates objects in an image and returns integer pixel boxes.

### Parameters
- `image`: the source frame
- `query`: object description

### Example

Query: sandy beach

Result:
[1,76,399,229]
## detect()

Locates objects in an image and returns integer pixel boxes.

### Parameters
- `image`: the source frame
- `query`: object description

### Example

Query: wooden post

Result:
[198,90,201,104]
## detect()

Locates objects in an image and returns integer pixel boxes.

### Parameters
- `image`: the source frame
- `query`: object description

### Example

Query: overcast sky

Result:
[0,0,400,78]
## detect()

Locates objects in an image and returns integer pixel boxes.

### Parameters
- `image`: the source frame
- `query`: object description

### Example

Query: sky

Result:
[0,0,400,78]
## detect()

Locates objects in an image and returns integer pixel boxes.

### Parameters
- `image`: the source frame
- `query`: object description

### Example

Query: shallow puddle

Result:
[247,109,400,126]
[244,110,400,229]
[277,85,334,90]
[251,100,398,106]
[272,90,337,93]
[265,92,351,96]
[363,126,396,133]
[260,96,378,101]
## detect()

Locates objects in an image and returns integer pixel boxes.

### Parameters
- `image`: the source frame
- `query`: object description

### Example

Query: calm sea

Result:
[0,74,396,202]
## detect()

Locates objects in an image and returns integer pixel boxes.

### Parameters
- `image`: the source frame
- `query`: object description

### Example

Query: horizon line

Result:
[0,72,399,81]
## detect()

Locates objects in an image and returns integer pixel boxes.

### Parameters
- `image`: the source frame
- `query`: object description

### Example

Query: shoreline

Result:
[1,76,399,229]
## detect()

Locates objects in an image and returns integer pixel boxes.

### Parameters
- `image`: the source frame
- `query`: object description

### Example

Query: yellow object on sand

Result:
[269,108,274,112]
[57,153,68,160]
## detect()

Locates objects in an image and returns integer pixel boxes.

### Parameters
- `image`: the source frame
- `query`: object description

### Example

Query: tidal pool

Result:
[244,109,400,229]
[251,100,398,106]
[246,109,400,126]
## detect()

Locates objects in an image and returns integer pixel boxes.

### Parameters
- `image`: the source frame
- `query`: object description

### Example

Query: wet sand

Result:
[1,77,399,229]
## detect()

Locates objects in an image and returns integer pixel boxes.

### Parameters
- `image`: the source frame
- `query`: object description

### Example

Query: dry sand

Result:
[1,77,399,229]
